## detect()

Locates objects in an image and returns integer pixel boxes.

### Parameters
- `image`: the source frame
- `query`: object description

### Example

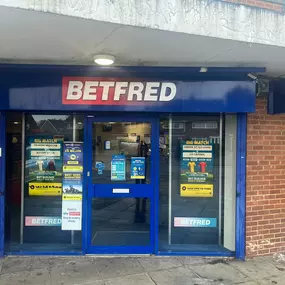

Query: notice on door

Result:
[111,155,126,181]
[61,142,83,231]
[131,157,145,179]
[180,140,214,197]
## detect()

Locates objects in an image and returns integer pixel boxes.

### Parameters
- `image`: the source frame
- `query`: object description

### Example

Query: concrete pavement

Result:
[0,255,284,285]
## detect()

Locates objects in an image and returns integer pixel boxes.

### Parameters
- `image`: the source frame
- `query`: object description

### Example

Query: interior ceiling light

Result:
[93,54,115,66]
[200,67,208,73]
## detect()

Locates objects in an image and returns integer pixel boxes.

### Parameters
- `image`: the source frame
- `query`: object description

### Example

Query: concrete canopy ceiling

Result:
[0,6,284,77]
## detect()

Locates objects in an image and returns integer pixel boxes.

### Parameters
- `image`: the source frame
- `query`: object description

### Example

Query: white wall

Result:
[1,0,285,47]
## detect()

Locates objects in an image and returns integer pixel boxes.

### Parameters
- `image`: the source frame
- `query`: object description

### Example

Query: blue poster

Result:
[131,157,145,179]
[62,143,83,197]
[95,161,105,175]
[111,155,126,181]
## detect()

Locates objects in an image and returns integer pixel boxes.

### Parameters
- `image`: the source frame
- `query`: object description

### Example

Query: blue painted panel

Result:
[236,114,247,260]
[268,79,285,114]
[0,113,6,257]
[0,66,256,113]
[86,246,152,255]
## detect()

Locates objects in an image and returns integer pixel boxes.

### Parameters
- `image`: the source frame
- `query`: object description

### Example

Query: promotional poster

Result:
[26,136,63,196]
[131,157,146,179]
[111,155,126,181]
[180,140,214,197]
[61,142,83,231]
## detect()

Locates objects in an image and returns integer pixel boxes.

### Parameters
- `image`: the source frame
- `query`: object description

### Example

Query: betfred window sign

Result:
[62,77,177,105]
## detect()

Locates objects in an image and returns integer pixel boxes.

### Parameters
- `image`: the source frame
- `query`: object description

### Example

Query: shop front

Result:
[0,65,260,259]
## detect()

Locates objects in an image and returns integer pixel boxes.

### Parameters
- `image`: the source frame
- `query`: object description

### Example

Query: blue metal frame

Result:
[158,251,235,257]
[0,112,6,258]
[84,115,159,254]
[236,114,247,260]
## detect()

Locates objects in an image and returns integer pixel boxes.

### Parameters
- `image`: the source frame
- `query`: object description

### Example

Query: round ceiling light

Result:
[93,54,115,66]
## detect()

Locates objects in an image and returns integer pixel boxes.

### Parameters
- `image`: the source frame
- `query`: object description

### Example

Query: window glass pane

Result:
[91,198,150,246]
[92,122,151,184]
[159,115,236,252]
[5,113,84,252]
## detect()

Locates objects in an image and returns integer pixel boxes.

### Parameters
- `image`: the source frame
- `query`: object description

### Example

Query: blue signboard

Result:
[131,157,146,179]
[62,142,83,197]
[111,155,126,181]
[0,66,257,112]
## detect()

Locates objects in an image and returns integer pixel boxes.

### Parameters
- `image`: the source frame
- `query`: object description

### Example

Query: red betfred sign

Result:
[62,77,177,105]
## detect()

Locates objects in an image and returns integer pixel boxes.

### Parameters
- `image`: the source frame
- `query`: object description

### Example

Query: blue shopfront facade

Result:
[0,65,264,259]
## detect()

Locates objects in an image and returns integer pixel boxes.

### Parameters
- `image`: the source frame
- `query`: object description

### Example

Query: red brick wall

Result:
[246,97,285,257]
[224,0,283,12]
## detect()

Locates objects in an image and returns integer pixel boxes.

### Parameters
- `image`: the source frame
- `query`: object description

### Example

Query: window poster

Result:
[131,157,146,179]
[26,136,63,196]
[111,155,126,181]
[61,142,83,231]
[180,139,214,197]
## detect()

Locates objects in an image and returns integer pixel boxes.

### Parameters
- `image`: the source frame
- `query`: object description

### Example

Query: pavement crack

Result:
[146,272,158,285]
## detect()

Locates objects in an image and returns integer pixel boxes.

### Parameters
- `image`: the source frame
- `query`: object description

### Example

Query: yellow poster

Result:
[63,165,83,172]
[180,184,213,197]
[29,182,62,196]
[62,194,82,201]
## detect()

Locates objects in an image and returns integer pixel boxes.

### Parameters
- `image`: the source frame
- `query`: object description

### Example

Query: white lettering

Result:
[144,82,160,101]
[127,82,143,101]
[65,80,177,103]
[206,220,210,225]
[67,81,83,100]
[100,81,115,100]
[83,81,98,100]
[114,82,128,101]
[160,82,176,101]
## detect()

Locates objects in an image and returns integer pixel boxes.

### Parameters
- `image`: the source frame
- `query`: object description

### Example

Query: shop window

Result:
[5,113,84,252]
[159,115,236,253]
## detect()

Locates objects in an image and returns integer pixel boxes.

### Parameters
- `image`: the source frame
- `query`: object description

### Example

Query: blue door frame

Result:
[0,113,6,257]
[83,115,159,254]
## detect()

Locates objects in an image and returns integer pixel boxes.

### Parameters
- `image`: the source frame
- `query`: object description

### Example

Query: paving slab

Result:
[73,281,105,285]
[230,259,283,280]
[0,268,51,285]
[1,256,33,274]
[148,266,199,285]
[236,281,258,285]
[93,257,144,279]
[178,257,208,266]
[104,273,155,285]
[190,262,250,284]
[50,258,100,285]
[257,275,285,285]
[137,256,183,272]
[0,258,3,273]
[264,257,285,273]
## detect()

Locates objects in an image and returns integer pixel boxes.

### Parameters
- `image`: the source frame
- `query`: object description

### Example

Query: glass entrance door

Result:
[85,116,158,254]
